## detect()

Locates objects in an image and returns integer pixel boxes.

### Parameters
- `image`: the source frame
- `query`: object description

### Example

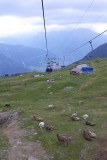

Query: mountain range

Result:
[82,42,107,60]
[0,44,49,76]
[0,28,107,75]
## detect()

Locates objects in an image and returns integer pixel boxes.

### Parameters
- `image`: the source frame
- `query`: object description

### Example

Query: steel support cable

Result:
[53,30,107,66]
[65,30,107,56]
[75,0,95,26]
[85,40,93,61]
[92,10,107,24]
[41,0,48,59]
[63,12,107,60]
[46,10,107,62]
[60,0,96,49]
[83,10,107,34]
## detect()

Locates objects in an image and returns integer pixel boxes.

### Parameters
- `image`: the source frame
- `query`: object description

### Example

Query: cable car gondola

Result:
[46,66,53,72]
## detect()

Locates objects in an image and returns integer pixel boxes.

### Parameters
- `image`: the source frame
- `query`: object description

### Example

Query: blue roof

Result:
[82,67,94,73]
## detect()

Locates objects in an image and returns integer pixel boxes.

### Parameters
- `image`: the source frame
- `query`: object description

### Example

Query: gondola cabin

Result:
[46,67,53,72]
[71,68,81,75]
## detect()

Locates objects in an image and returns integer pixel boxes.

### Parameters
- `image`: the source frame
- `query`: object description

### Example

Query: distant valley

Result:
[0,44,49,76]
[0,29,107,75]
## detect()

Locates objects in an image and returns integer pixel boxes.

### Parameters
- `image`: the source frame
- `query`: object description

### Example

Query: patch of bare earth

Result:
[79,148,87,160]
[1,111,47,160]
[94,133,107,160]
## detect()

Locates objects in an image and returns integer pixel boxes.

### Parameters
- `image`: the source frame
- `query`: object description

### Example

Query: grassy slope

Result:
[0,58,107,160]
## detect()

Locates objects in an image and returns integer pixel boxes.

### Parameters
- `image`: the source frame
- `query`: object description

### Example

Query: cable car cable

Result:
[60,0,96,49]
[41,0,48,59]
[66,30,107,56]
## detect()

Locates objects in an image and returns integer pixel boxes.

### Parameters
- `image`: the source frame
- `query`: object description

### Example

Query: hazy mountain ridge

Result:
[71,43,107,65]
[0,43,49,75]
[82,42,107,60]
[0,29,106,75]
[0,52,27,76]
[1,29,106,64]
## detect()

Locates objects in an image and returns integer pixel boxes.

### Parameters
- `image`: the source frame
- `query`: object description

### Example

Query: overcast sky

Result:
[0,0,107,37]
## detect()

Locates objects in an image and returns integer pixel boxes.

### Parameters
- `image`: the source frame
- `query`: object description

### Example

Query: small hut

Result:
[77,64,89,69]
[71,68,81,75]
[46,67,53,72]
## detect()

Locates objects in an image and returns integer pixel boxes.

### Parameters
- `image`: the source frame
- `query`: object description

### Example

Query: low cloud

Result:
[0,0,106,37]
[0,15,106,38]
[0,16,43,37]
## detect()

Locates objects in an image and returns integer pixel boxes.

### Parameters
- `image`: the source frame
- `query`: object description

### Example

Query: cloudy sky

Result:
[0,0,107,37]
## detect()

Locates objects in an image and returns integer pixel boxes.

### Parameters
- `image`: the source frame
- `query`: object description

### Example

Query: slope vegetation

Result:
[0,58,107,160]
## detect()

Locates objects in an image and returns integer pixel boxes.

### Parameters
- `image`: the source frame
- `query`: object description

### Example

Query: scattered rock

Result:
[49,92,53,95]
[17,141,22,145]
[47,86,51,89]
[48,105,55,108]
[34,74,44,78]
[33,132,38,136]
[47,79,55,83]
[64,86,74,89]
[39,122,45,129]
[79,101,84,104]
[82,114,89,119]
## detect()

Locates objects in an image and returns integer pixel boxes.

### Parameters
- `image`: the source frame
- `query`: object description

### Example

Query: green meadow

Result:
[0,58,107,160]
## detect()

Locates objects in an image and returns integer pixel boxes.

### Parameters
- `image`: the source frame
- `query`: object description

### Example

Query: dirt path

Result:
[0,110,47,160]
[94,133,107,160]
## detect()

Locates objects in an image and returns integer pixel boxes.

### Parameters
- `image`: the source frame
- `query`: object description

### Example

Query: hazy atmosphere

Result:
[0,0,107,37]
[0,1,107,160]
[0,0,107,74]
